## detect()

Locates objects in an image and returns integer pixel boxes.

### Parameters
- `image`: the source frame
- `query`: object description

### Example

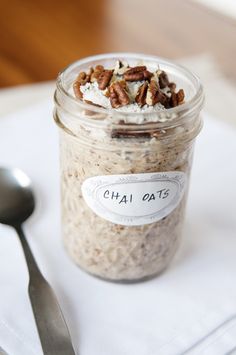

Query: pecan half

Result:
[73,81,83,99]
[90,65,104,82]
[135,82,148,107]
[73,70,92,99]
[170,89,185,107]
[158,92,169,107]
[78,71,91,85]
[126,65,146,73]
[124,66,153,81]
[146,79,169,107]
[97,69,114,90]
[146,79,159,105]
[168,82,176,93]
[158,71,169,89]
[177,88,185,103]
[109,81,130,108]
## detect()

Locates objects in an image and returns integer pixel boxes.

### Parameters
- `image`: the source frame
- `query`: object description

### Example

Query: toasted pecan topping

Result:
[146,79,159,105]
[73,81,83,99]
[135,82,148,107]
[73,60,186,109]
[170,89,185,107]
[177,88,185,103]
[158,92,169,108]
[97,69,114,90]
[73,70,92,99]
[124,66,153,82]
[109,81,130,108]
[90,65,104,83]
[146,79,169,107]
[95,65,104,71]
[77,71,91,85]
[116,79,127,90]
[168,82,176,93]
[170,93,178,107]
[126,65,146,74]
[158,71,169,89]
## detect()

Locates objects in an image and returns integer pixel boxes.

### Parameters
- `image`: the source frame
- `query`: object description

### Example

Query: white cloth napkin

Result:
[0,100,236,355]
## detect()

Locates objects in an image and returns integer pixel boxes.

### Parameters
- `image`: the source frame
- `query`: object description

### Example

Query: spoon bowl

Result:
[0,167,35,226]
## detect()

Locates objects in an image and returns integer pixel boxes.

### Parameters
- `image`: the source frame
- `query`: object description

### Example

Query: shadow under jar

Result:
[54,53,204,282]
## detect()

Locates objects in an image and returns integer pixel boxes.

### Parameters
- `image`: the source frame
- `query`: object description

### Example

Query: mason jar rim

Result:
[56,52,204,123]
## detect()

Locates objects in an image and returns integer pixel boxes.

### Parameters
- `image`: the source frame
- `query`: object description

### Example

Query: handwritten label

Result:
[81,172,186,226]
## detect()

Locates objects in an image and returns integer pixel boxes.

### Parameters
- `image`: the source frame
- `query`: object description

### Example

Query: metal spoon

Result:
[0,167,75,355]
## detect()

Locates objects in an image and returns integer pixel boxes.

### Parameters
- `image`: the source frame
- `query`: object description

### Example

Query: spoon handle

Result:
[15,225,76,355]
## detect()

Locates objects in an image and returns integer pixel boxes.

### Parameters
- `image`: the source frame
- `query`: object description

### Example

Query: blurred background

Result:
[1,0,236,86]
[0,0,236,121]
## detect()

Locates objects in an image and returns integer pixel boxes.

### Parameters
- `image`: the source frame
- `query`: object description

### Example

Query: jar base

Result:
[71,260,170,284]
[63,233,180,283]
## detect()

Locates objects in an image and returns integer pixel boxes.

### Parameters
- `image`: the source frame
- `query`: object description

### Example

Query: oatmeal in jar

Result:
[54,53,204,282]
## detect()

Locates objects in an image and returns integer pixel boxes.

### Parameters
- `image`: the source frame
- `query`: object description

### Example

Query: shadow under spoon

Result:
[0,167,75,355]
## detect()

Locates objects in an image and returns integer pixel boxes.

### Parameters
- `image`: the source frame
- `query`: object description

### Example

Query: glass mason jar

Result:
[54,53,204,282]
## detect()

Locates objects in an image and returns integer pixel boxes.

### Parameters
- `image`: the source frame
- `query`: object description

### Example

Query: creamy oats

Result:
[54,53,204,282]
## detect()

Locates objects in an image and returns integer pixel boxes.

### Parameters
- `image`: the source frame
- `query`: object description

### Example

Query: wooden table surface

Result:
[1,0,236,87]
